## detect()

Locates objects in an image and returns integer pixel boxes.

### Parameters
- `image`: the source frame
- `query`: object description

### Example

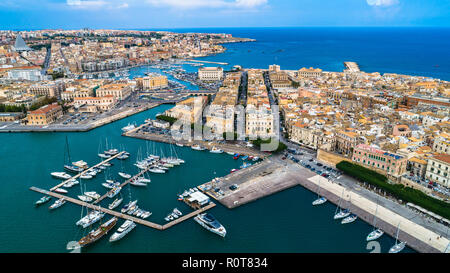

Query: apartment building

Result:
[426,154,450,188]
[27,103,63,125]
[139,74,168,90]
[352,144,408,177]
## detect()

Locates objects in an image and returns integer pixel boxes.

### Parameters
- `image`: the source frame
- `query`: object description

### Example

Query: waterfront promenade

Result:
[198,154,449,253]
[306,175,450,253]
[125,130,268,158]
[0,102,161,133]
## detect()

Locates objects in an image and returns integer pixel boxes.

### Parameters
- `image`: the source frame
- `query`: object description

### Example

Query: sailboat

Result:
[366,200,384,241]
[312,179,327,206]
[341,193,357,224]
[389,223,406,253]
[333,189,351,220]
[63,136,84,173]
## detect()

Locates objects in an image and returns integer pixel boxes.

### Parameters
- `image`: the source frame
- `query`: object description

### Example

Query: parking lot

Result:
[283,147,343,180]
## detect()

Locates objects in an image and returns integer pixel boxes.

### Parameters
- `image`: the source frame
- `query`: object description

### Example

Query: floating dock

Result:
[30,186,216,231]
[50,151,125,192]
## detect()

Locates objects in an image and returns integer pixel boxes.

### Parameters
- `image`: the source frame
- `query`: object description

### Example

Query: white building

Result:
[198,67,223,81]
[426,154,450,188]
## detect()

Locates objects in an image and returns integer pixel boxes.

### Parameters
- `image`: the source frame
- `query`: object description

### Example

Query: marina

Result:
[29,186,216,231]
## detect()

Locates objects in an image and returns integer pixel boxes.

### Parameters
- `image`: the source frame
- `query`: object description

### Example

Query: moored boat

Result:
[194,213,226,237]
[108,198,123,210]
[78,217,118,247]
[49,198,66,210]
[109,220,136,242]
[51,172,71,180]
[35,196,51,206]
[118,172,131,179]
[54,188,68,194]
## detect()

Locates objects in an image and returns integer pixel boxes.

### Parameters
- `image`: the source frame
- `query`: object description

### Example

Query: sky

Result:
[0,0,449,30]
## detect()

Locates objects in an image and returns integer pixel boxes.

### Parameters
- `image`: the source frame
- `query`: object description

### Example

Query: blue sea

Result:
[154,27,450,81]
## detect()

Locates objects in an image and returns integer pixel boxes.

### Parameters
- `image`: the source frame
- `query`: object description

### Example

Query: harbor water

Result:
[0,104,414,253]
[1,27,441,252]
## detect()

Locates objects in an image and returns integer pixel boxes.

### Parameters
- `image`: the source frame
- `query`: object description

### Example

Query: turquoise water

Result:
[1,27,430,252]
[0,104,413,253]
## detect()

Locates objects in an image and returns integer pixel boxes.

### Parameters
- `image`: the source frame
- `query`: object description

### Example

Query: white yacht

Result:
[194,213,226,237]
[54,188,68,194]
[76,210,105,228]
[49,198,66,210]
[80,174,93,180]
[173,208,182,216]
[191,144,205,151]
[109,220,136,242]
[84,191,100,200]
[210,147,224,153]
[341,214,358,224]
[78,195,93,202]
[121,200,138,213]
[108,198,123,210]
[367,229,384,241]
[107,187,122,198]
[121,123,136,133]
[389,223,406,253]
[51,172,71,180]
[149,168,165,174]
[98,153,111,159]
[137,177,151,183]
[118,172,132,179]
[312,197,327,206]
[175,143,184,147]
[334,209,351,220]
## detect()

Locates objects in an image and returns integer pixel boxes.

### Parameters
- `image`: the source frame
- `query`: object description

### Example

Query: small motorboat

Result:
[78,195,93,202]
[118,172,132,179]
[51,172,71,180]
[54,188,68,194]
[35,196,51,206]
[312,197,327,206]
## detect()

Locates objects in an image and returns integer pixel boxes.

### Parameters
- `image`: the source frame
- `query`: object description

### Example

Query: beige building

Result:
[140,74,168,90]
[426,154,450,188]
[290,122,335,150]
[246,106,274,138]
[198,67,223,81]
[432,133,450,155]
[73,95,116,112]
[96,83,132,100]
[28,81,64,99]
[27,103,63,125]
[298,67,323,78]
[165,96,207,124]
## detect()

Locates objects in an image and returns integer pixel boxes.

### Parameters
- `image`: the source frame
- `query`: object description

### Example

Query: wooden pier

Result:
[30,186,216,231]
[50,151,125,192]
[93,165,152,204]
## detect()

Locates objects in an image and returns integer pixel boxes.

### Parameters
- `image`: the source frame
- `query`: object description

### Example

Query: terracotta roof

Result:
[29,103,61,115]
[434,154,450,164]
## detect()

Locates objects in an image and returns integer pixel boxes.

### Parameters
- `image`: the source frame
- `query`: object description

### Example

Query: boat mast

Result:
[334,189,344,215]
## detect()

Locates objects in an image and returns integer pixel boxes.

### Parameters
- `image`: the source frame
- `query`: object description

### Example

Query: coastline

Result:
[0,102,161,133]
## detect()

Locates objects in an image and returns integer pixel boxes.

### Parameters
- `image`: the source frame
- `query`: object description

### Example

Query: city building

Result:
[426,154,450,188]
[352,144,408,177]
[73,95,116,112]
[198,67,223,81]
[26,103,63,125]
[96,83,132,100]
[297,67,323,78]
[140,74,168,90]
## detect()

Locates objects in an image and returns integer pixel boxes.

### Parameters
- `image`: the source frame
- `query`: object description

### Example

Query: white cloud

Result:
[146,0,267,9]
[66,0,129,9]
[366,0,399,7]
